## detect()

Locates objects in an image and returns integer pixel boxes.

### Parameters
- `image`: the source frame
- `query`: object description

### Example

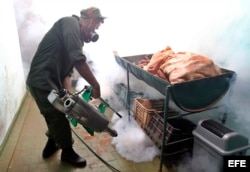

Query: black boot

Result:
[61,147,87,167]
[42,138,59,158]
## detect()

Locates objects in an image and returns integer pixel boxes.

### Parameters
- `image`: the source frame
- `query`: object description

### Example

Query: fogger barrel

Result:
[64,95,117,137]
[48,89,117,137]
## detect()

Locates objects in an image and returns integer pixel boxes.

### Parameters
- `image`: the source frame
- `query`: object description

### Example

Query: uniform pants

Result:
[28,86,72,148]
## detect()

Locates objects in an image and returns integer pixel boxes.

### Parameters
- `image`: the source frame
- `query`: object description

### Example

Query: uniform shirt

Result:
[26,15,86,91]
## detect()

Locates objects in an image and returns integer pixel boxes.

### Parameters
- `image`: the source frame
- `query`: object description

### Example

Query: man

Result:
[26,7,106,167]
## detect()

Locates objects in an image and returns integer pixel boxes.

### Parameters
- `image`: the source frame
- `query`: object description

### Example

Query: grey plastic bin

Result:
[192,119,250,172]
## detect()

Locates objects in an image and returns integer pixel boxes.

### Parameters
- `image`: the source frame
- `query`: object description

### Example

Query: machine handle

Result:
[84,85,122,118]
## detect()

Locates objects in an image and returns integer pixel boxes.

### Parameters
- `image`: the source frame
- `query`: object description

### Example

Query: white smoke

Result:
[111,110,160,162]
[12,0,250,169]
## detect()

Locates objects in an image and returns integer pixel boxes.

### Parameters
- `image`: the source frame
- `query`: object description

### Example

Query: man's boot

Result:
[42,138,59,158]
[61,147,87,167]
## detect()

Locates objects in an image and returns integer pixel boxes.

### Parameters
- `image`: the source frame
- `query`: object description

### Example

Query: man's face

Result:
[91,19,102,30]
[85,19,96,30]
[81,18,102,43]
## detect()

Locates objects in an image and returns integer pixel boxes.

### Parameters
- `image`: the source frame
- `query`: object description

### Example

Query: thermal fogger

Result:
[47,87,118,137]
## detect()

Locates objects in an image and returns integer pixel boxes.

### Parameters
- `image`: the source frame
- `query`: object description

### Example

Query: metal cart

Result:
[114,53,236,171]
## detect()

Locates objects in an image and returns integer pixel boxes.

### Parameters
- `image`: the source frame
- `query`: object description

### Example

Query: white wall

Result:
[0,0,26,146]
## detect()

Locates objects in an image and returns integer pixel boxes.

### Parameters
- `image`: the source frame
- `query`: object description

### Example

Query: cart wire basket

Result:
[114,83,144,109]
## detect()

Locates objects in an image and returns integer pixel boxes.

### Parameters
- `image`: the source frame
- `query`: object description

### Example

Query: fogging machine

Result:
[47,86,119,137]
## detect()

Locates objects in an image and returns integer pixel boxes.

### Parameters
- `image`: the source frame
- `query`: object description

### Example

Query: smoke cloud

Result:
[13,0,250,170]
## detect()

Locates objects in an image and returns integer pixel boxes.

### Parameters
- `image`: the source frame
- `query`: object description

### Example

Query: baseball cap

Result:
[80,7,106,22]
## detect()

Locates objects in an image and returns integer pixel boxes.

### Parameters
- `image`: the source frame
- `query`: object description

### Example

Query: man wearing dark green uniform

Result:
[26,7,106,167]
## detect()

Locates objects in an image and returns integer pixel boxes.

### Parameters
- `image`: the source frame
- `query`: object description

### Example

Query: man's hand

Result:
[75,60,101,98]
[91,86,101,99]
[63,76,72,91]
